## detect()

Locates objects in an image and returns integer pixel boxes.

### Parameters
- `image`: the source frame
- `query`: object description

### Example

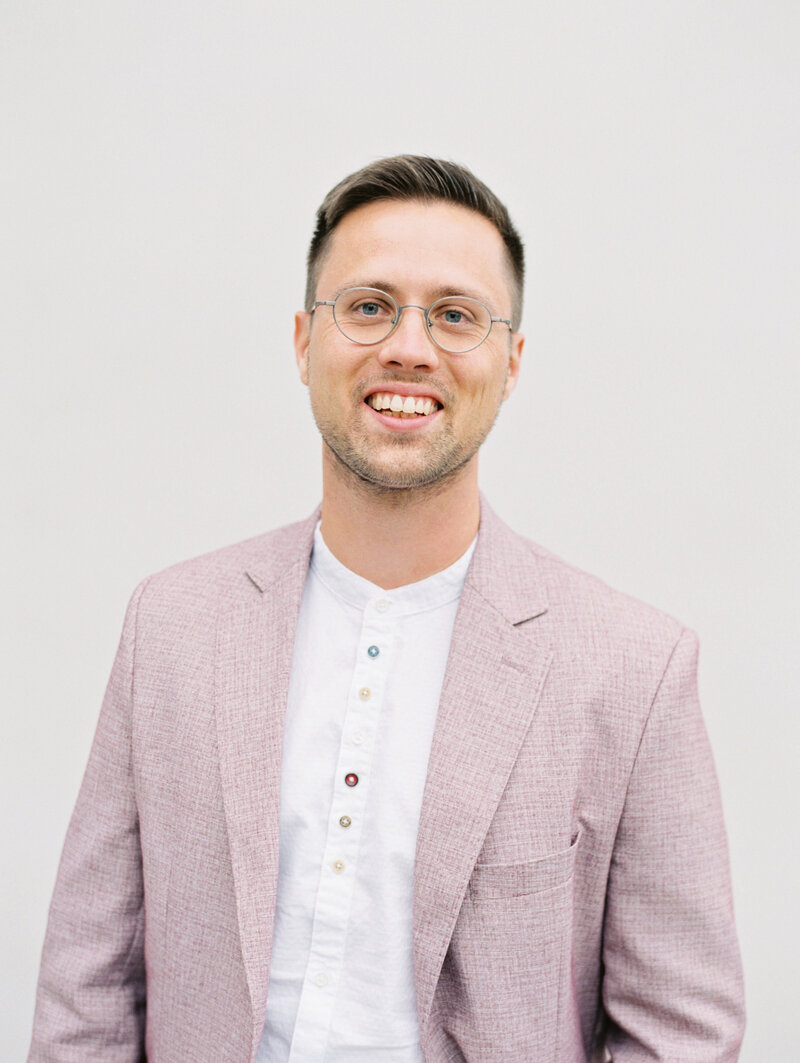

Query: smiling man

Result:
[29,156,744,1063]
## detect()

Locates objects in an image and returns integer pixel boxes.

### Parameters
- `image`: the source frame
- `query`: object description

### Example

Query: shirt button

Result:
[339,815,352,828]
[359,687,371,700]
[352,731,364,745]
[367,645,380,658]
[345,773,359,787]
[332,859,345,873]
[376,599,390,612]
[314,972,328,987]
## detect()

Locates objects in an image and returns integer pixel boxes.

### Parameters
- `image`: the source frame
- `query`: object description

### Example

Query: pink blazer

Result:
[29,501,745,1061]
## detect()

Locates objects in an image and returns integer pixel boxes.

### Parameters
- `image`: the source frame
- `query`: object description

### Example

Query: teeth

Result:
[367,393,440,415]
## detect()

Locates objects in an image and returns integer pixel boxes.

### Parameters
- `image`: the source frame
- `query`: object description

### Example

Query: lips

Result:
[366,391,441,418]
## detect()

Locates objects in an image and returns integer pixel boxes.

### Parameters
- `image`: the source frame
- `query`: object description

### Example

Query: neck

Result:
[318,451,481,590]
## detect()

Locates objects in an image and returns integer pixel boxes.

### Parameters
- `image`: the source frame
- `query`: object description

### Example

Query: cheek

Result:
[305,351,358,412]
[465,367,508,408]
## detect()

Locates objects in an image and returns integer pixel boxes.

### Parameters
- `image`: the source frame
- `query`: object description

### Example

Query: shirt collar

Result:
[309,522,476,617]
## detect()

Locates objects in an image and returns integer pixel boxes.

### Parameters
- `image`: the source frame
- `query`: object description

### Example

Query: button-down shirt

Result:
[256,525,475,1061]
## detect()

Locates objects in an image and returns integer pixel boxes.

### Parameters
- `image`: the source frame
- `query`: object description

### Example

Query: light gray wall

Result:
[3,2,798,1058]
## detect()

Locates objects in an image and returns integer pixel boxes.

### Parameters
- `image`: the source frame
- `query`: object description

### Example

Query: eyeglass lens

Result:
[332,288,492,353]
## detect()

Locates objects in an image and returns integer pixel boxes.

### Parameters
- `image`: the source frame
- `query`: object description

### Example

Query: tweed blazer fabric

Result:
[29,500,745,1062]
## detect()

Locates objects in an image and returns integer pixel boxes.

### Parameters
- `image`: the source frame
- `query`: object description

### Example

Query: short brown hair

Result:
[305,155,525,329]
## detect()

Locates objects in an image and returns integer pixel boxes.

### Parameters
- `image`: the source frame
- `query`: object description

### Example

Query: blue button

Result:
[367,645,380,658]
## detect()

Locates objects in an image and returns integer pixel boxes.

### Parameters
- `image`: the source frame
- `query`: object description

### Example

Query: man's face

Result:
[294,199,524,491]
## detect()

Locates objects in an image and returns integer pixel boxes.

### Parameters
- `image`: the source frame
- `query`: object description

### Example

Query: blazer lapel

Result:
[413,501,553,1035]
[215,512,318,1053]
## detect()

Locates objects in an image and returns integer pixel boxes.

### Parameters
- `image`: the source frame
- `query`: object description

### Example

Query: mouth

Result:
[364,391,442,419]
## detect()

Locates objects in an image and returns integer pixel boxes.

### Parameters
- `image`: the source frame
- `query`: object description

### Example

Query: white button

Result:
[332,859,345,873]
[352,731,364,745]
[314,972,328,987]
[376,599,390,612]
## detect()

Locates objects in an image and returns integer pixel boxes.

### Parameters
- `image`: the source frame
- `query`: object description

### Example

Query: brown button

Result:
[339,815,352,828]
[345,773,358,787]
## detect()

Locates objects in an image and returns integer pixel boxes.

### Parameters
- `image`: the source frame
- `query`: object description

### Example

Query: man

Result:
[29,155,745,1062]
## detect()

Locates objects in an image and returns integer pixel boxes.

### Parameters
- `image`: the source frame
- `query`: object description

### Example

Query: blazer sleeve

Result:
[28,579,150,1063]
[601,628,746,1062]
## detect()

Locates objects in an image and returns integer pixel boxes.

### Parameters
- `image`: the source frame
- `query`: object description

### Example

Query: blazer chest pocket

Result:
[443,833,582,1062]
[468,830,581,902]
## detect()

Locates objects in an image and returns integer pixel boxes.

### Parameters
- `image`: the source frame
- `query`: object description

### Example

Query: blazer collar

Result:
[412,497,553,1036]
[243,507,320,593]
[466,494,549,626]
[242,495,549,624]
[217,509,318,1055]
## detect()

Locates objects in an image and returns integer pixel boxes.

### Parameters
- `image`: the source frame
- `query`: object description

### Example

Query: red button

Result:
[345,773,359,787]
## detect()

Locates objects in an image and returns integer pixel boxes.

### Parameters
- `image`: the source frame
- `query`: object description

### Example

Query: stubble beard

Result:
[309,374,507,499]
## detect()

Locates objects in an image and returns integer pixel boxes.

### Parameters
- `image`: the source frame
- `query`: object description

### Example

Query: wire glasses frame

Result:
[310,287,513,354]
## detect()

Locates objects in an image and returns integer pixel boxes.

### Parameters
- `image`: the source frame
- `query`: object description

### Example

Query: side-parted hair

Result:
[305,155,525,330]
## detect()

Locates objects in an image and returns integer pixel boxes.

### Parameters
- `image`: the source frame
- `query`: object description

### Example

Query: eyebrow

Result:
[336,279,504,314]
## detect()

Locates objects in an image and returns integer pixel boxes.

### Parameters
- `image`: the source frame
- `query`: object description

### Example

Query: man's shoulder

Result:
[478,505,689,649]
[538,536,684,640]
[131,511,318,618]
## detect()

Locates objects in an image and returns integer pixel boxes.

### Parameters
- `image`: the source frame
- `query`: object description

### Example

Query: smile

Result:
[365,392,442,418]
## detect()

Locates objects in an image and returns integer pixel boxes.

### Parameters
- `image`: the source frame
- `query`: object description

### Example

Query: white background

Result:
[3,2,798,1058]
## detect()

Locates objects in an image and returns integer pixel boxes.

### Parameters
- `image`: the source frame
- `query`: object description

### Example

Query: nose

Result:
[376,305,440,372]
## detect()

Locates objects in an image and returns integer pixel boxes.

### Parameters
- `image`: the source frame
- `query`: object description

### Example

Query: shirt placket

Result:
[287,596,396,1060]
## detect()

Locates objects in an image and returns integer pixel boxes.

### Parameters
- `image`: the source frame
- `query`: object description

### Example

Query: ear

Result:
[502,331,524,401]
[294,311,311,385]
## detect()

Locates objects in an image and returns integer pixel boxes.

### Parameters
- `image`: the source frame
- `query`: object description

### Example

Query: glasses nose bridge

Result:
[393,302,434,341]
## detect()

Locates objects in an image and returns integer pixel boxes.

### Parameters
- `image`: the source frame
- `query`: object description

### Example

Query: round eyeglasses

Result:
[310,287,512,354]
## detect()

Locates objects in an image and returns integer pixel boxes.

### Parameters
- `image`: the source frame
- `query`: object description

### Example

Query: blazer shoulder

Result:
[479,504,689,651]
[131,512,318,620]
[528,536,689,646]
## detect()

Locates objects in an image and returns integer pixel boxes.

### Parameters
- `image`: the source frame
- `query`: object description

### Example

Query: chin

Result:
[320,419,481,493]
[337,448,474,493]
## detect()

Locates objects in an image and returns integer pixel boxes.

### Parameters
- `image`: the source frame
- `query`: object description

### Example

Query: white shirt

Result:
[256,525,475,1062]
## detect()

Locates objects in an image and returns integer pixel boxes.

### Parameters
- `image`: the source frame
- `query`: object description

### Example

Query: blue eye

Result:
[432,303,477,328]
[358,302,381,317]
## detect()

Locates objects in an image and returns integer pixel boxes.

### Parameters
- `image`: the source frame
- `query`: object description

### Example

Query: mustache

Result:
[354,374,454,406]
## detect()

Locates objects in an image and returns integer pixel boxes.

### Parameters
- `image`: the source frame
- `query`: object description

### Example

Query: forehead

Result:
[317,199,513,310]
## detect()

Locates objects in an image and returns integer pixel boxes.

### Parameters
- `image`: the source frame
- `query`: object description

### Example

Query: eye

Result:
[337,289,396,322]
[430,301,480,328]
